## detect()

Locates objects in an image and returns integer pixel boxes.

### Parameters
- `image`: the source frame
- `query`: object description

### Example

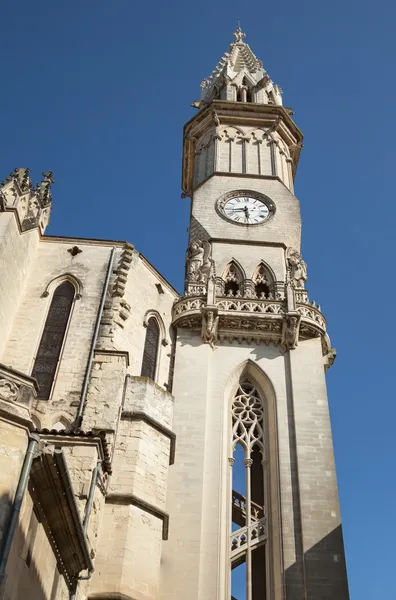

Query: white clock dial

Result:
[223,196,270,224]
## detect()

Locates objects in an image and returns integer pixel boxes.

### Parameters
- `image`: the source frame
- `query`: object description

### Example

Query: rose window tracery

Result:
[232,382,264,453]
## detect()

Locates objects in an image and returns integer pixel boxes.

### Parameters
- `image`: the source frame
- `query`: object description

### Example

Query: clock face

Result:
[222,196,271,225]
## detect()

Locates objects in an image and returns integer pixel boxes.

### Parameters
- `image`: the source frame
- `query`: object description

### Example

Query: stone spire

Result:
[199,25,283,107]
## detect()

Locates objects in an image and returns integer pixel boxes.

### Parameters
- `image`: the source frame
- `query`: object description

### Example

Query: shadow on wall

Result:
[285,524,350,600]
[0,493,62,600]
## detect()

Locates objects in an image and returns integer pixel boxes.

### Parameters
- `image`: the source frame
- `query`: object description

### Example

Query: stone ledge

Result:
[106,492,169,540]
[93,349,130,367]
[124,376,174,431]
[0,363,38,427]
[121,410,176,465]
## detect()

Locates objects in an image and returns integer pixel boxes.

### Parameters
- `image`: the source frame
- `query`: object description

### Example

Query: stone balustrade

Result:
[172,293,329,353]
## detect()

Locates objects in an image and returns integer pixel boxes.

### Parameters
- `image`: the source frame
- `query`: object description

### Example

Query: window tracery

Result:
[252,263,272,299]
[141,317,160,381]
[32,281,75,400]
[223,262,244,297]
[231,380,268,600]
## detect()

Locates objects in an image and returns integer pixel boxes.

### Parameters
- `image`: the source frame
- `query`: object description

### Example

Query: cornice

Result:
[172,295,330,356]
[182,101,303,195]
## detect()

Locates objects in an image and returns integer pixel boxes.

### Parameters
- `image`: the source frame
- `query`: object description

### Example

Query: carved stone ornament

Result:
[286,247,308,289]
[0,378,19,402]
[201,306,219,348]
[186,240,212,284]
[324,347,337,370]
[282,312,301,350]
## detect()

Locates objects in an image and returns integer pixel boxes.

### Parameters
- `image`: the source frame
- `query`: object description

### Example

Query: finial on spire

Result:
[233,23,246,43]
[42,171,55,184]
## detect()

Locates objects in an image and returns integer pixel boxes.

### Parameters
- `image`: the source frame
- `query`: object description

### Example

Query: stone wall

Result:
[1,236,177,431]
[91,376,174,600]
[189,175,301,251]
[160,331,347,600]
[0,214,40,358]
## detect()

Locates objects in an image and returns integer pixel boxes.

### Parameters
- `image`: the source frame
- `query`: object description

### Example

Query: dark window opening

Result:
[141,317,160,381]
[255,282,270,299]
[225,281,240,296]
[246,89,253,103]
[236,89,242,102]
[32,281,75,399]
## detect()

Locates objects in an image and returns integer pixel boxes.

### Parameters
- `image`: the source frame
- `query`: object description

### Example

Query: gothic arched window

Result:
[252,263,272,299]
[230,380,268,600]
[141,317,160,381]
[32,281,75,400]
[222,261,244,297]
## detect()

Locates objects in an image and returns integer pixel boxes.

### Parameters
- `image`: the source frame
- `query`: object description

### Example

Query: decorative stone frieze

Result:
[0,379,19,403]
[172,292,329,354]
[0,363,38,425]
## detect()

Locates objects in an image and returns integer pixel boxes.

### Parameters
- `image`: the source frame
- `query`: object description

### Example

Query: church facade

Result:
[0,28,349,600]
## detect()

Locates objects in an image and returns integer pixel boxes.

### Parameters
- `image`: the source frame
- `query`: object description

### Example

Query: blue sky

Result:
[1,0,395,597]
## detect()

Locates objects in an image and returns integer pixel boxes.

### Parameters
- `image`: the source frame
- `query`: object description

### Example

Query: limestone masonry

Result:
[0,27,349,600]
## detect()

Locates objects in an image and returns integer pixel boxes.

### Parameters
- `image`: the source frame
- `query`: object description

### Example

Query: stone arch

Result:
[223,359,282,600]
[33,280,77,400]
[42,273,83,299]
[233,70,256,90]
[221,260,245,297]
[218,125,245,138]
[218,126,246,173]
[143,310,167,346]
[247,128,273,175]
[252,261,276,299]
[31,413,42,430]
[51,415,71,431]
[141,310,167,382]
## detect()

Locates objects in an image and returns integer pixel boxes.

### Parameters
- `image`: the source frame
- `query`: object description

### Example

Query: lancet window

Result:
[32,281,75,399]
[252,263,272,299]
[230,380,268,600]
[223,262,244,297]
[141,317,160,381]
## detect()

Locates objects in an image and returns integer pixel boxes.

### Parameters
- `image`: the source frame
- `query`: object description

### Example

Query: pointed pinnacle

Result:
[233,23,246,43]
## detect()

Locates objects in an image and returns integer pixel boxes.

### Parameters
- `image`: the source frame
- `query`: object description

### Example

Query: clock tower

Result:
[161,27,349,600]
